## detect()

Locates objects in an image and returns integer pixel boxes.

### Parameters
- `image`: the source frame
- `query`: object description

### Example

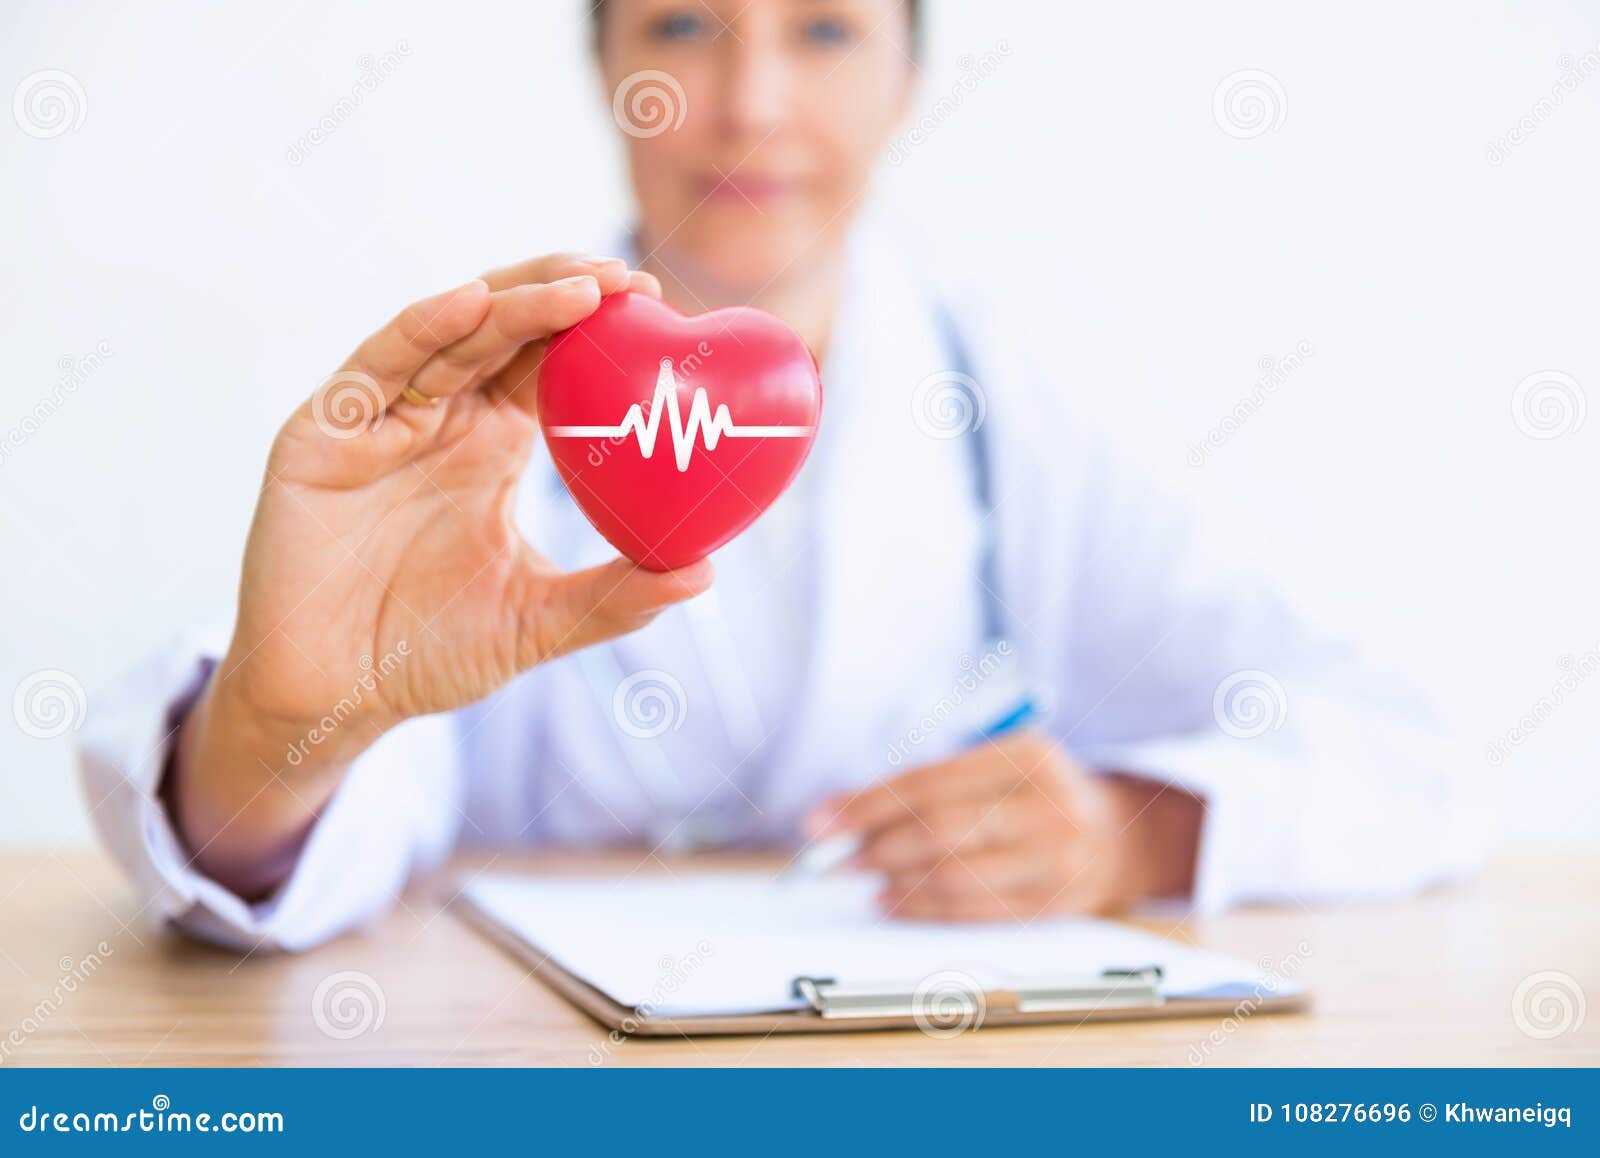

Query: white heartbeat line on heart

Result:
[545,358,814,472]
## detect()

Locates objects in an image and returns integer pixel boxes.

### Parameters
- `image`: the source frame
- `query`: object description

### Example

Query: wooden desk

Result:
[1,851,1595,1066]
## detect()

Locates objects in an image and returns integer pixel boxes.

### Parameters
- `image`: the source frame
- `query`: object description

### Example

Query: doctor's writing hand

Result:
[805,733,1204,921]
[173,255,712,897]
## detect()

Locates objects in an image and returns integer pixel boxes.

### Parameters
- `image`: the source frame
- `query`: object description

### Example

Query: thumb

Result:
[515,556,715,668]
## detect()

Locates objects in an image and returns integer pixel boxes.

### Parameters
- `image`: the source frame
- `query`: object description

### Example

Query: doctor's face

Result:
[597,0,915,291]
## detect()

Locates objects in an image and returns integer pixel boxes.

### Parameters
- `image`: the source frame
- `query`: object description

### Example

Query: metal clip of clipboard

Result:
[791,967,1165,1020]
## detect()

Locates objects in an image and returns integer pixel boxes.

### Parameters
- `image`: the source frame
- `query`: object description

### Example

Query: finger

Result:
[626,269,663,298]
[482,335,552,416]
[809,749,1026,839]
[892,733,1048,800]
[853,816,943,873]
[878,883,1019,923]
[855,799,1008,873]
[480,253,631,294]
[514,556,714,667]
[407,275,602,400]
[882,846,1049,902]
[335,279,492,404]
[474,271,654,416]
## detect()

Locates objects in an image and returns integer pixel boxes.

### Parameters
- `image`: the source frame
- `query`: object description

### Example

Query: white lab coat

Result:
[78,231,1489,951]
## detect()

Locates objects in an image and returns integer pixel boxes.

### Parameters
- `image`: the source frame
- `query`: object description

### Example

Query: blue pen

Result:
[785,695,1039,879]
[975,697,1037,743]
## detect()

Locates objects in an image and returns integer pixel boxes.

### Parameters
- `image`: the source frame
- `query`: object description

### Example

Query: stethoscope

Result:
[545,300,1001,847]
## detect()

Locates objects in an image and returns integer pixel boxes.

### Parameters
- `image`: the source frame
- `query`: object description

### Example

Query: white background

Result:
[2,1,1597,849]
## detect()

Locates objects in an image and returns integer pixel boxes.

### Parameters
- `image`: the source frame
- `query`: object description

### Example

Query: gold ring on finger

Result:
[400,384,444,407]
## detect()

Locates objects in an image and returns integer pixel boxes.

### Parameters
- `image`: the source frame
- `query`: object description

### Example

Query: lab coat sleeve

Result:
[971,299,1493,912]
[1044,438,1493,912]
[77,629,463,952]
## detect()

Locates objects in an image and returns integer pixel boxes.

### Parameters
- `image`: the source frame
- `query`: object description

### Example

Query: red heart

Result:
[537,292,823,571]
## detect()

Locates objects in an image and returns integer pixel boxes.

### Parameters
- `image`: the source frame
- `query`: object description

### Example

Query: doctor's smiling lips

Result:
[697,173,806,205]
[78,0,1476,952]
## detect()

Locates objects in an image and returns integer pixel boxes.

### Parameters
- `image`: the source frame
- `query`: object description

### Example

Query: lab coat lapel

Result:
[759,235,986,816]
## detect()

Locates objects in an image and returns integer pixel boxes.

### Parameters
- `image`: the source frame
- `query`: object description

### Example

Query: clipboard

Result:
[476,934,1299,1036]
[454,870,1312,1042]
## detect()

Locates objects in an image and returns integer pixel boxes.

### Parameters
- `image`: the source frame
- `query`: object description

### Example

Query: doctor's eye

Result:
[647,9,711,42]
[797,16,857,49]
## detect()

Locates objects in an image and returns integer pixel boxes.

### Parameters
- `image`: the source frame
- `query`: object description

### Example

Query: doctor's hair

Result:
[589,0,922,59]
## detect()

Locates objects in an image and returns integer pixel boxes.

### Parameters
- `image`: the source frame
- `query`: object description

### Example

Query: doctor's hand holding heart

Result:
[172,258,720,896]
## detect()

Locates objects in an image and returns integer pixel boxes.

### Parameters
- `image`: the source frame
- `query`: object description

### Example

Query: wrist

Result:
[169,668,362,899]
[1102,773,1204,904]
[210,646,392,772]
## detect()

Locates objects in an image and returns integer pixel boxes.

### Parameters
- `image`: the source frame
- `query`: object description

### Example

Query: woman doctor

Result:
[80,0,1483,951]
